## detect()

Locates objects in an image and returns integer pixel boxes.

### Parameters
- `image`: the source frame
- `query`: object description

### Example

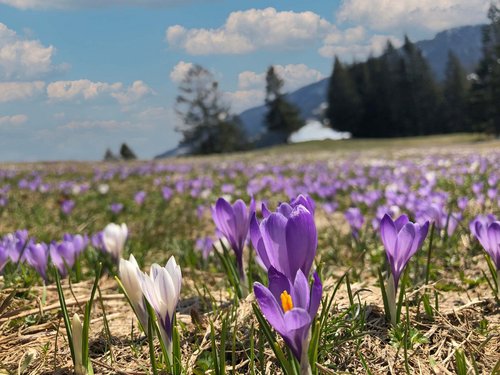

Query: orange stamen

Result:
[280,290,293,312]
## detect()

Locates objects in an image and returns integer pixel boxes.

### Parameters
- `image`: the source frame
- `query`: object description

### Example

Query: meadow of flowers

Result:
[0,138,499,374]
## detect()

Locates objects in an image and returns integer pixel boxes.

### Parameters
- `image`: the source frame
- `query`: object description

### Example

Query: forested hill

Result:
[239,24,484,138]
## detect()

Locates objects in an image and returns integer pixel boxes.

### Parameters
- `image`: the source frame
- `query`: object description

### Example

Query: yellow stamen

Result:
[280,290,293,312]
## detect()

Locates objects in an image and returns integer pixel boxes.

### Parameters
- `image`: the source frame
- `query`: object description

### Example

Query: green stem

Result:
[425,223,435,285]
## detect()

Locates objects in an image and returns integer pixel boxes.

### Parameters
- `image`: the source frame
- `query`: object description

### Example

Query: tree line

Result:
[174,5,500,155]
[326,4,500,138]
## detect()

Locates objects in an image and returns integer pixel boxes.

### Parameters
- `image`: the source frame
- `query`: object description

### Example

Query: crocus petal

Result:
[260,213,289,276]
[232,199,249,250]
[308,272,322,317]
[254,282,286,333]
[213,198,237,246]
[285,205,317,277]
[261,203,271,218]
[250,214,271,270]
[277,203,293,218]
[291,269,310,311]
[267,267,292,304]
[394,214,409,232]
[380,214,397,257]
[487,222,500,269]
[282,308,312,360]
[393,223,416,286]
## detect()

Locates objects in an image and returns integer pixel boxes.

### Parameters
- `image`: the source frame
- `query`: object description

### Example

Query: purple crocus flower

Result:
[63,234,88,254]
[195,236,214,259]
[110,203,124,214]
[134,191,147,205]
[290,194,316,215]
[6,230,30,263]
[61,199,75,215]
[91,231,104,251]
[470,215,500,270]
[0,244,8,272]
[212,197,255,280]
[250,204,317,280]
[49,241,77,277]
[162,186,173,201]
[470,215,496,248]
[254,267,322,368]
[380,214,429,289]
[345,207,364,240]
[485,222,500,271]
[25,242,49,280]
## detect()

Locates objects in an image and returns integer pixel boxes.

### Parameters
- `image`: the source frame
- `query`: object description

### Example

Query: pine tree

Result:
[103,148,119,162]
[325,57,363,134]
[469,4,500,136]
[120,143,137,160]
[443,51,470,132]
[399,36,442,135]
[264,66,304,142]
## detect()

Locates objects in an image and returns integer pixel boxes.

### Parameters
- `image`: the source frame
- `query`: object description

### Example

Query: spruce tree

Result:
[469,4,500,136]
[120,143,137,160]
[264,66,304,142]
[325,57,362,134]
[443,51,470,132]
[400,36,442,135]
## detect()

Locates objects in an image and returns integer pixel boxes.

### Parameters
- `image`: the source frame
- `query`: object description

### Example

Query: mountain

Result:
[418,25,483,80]
[239,24,484,138]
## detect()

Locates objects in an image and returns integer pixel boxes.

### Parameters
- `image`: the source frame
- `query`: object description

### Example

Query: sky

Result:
[0,0,492,161]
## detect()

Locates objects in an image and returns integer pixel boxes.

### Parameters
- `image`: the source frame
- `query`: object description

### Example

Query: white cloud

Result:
[336,0,490,36]
[169,61,194,83]
[0,114,28,128]
[47,79,123,101]
[319,26,402,60]
[166,7,332,55]
[47,79,153,105]
[111,80,154,105]
[0,81,45,102]
[238,64,324,92]
[0,23,58,79]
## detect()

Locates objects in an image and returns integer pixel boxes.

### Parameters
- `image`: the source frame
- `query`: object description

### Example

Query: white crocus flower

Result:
[139,256,182,362]
[119,254,148,332]
[72,314,85,375]
[102,223,128,259]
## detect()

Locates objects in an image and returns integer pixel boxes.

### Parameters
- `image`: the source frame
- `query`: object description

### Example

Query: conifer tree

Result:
[400,36,442,135]
[325,57,362,134]
[469,4,500,136]
[443,51,470,132]
[120,143,137,160]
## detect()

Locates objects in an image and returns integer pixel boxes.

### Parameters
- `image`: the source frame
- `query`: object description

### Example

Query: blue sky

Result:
[0,0,491,161]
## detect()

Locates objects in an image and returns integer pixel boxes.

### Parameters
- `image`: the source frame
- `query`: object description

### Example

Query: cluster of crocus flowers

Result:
[119,254,182,362]
[251,195,321,374]
[380,214,429,325]
[470,215,500,292]
[0,230,90,279]
[250,201,317,279]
